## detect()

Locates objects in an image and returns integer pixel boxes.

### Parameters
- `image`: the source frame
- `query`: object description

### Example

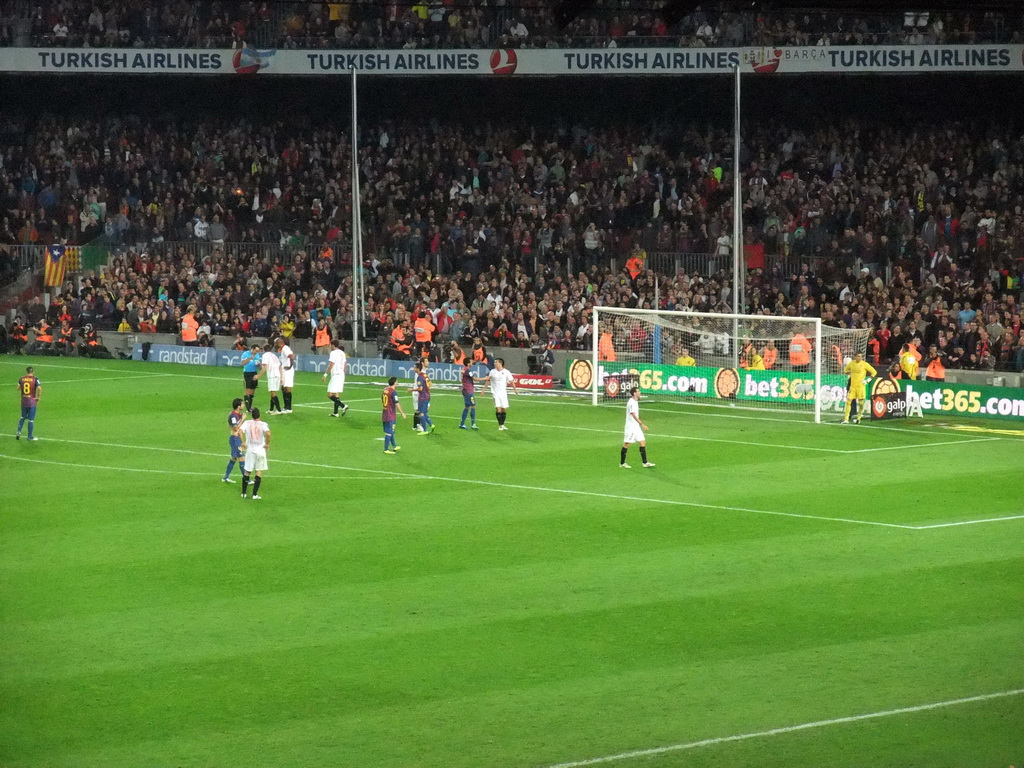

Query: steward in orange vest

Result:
[79,326,114,359]
[25,320,54,355]
[35,320,53,344]
[471,338,488,363]
[625,249,645,280]
[181,307,199,345]
[414,312,435,348]
[789,333,811,369]
[58,322,74,354]
[598,331,616,362]
[449,342,466,365]
[314,320,332,351]
[924,347,946,381]
[389,322,412,359]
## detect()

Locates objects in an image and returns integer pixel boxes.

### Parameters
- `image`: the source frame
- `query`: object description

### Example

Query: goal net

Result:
[590,307,870,422]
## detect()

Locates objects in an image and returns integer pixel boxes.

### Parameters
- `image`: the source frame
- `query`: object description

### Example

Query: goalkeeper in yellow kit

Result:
[843,352,877,424]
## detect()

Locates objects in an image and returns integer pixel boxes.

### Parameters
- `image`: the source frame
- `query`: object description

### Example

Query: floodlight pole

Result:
[732,64,742,317]
[731,65,742,368]
[350,68,360,350]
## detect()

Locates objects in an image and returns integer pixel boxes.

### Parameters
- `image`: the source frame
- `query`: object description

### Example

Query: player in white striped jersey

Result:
[241,407,272,499]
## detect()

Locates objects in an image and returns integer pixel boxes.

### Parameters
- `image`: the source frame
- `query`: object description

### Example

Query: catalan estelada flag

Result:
[43,245,67,287]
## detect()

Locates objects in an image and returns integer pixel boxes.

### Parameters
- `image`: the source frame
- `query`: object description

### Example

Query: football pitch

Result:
[0,357,1021,768]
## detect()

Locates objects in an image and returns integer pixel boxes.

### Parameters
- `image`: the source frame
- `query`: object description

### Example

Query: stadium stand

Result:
[2,109,1022,370]
[1,4,1020,50]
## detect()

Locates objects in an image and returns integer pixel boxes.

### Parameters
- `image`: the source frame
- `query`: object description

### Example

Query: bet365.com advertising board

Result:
[891,379,1024,420]
[566,360,849,412]
[567,359,1024,421]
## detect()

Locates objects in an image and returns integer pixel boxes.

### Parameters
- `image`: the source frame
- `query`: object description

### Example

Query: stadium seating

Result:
[0,4,1018,51]
[2,109,1022,370]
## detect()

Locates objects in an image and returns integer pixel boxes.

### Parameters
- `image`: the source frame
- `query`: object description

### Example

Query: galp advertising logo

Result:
[233,47,276,74]
[490,48,518,75]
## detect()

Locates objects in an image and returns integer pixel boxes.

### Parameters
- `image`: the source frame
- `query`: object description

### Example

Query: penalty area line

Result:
[911,514,1024,530]
[843,436,1002,453]
[0,434,912,531]
[543,688,1024,768]
[0,453,420,481]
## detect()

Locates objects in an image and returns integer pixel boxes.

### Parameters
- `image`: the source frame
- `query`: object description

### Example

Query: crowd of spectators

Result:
[2,110,1023,371]
[1,3,1021,51]
[11,242,1024,372]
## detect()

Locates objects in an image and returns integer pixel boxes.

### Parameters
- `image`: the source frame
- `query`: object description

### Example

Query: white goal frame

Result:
[591,307,825,423]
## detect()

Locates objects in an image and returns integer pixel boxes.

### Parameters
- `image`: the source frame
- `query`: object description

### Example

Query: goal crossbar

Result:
[591,308,867,423]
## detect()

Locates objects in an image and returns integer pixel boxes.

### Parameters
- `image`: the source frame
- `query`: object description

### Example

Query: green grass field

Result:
[1,356,1021,768]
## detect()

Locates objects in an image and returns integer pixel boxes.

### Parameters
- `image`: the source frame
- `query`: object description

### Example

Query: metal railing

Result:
[644,252,814,277]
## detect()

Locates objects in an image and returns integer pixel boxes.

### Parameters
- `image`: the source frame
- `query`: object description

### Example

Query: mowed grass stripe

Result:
[12,378,1013,530]
[0,429,926,530]
[4,621,1021,768]
[5,532,1020,680]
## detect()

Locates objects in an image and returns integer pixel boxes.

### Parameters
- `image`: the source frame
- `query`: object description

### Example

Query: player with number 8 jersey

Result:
[16,366,40,440]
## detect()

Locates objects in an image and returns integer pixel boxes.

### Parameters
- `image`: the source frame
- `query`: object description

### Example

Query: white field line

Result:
[337,384,1002,446]
[5,360,1022,440]
[0,453,415,480]
[544,688,1024,768]
[293,397,383,405]
[39,374,173,385]
[6,447,1012,530]
[844,436,1002,453]
[0,360,239,383]
[488,388,1024,440]
[0,433,915,530]
[303,401,996,456]
[913,514,1024,530]
[294,402,847,454]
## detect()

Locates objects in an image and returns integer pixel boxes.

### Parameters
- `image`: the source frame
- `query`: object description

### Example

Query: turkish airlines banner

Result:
[1,45,1022,76]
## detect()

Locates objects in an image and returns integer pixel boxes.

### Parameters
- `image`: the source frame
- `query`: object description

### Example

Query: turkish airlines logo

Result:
[490,48,518,75]
[749,48,782,74]
[233,48,276,75]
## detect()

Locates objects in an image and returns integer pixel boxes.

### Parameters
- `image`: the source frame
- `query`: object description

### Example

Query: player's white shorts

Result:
[244,447,268,472]
[492,392,509,409]
[267,374,281,391]
[624,425,645,444]
[328,374,345,394]
[282,368,295,388]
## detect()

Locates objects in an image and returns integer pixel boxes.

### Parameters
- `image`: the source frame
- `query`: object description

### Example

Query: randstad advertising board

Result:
[133,344,487,381]
[4,45,1022,76]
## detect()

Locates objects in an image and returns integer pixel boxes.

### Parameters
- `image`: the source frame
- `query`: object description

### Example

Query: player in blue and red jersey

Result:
[412,362,434,434]
[381,376,406,454]
[16,366,40,441]
[459,362,478,429]
[223,397,246,483]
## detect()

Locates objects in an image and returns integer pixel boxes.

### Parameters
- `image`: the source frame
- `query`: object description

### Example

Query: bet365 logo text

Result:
[742,373,814,401]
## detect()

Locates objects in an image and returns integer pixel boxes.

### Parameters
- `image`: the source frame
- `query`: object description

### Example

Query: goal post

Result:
[590,307,869,423]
